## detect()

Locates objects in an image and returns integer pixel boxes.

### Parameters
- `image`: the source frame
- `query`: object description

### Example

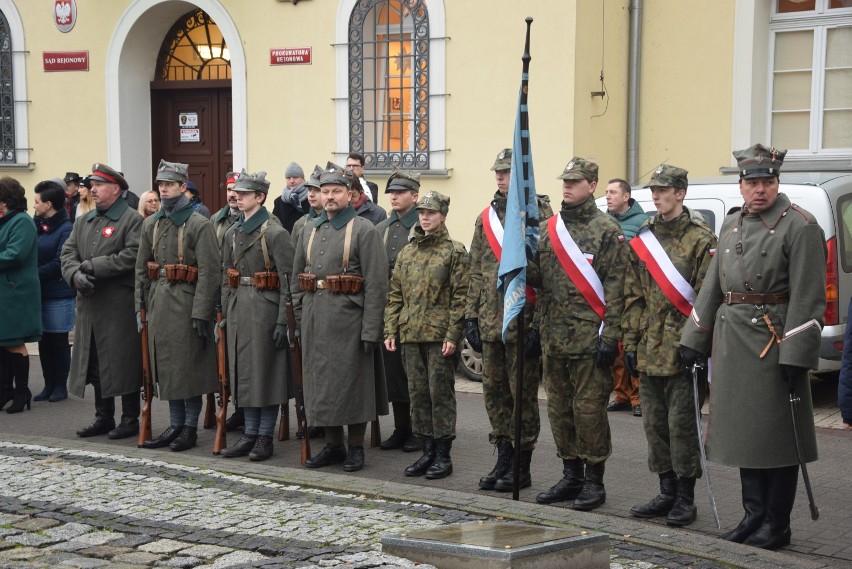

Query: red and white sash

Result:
[481,206,503,261]
[547,216,605,320]
[630,229,695,317]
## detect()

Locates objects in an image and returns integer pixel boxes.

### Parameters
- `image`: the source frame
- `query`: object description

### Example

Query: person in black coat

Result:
[272,162,309,232]
[346,153,379,203]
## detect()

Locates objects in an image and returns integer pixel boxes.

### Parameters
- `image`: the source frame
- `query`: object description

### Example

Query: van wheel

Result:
[459,338,483,381]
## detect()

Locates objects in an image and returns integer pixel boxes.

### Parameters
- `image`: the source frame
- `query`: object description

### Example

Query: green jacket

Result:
[609,198,650,241]
[0,210,41,345]
[384,226,469,345]
[622,208,716,376]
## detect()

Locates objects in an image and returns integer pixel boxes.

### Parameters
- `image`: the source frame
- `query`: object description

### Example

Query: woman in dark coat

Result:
[0,176,42,413]
[32,180,75,402]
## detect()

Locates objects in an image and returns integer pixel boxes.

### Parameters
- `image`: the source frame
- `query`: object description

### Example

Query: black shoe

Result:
[342,445,365,472]
[304,443,347,468]
[221,434,258,458]
[494,450,533,492]
[307,426,325,439]
[6,388,32,414]
[721,468,767,543]
[479,439,513,490]
[77,417,116,438]
[631,472,677,518]
[379,427,411,450]
[606,400,631,412]
[108,418,140,440]
[425,440,453,479]
[169,427,198,452]
[249,435,274,462]
[225,409,245,432]
[743,518,791,550]
[536,459,584,504]
[632,404,643,417]
[33,385,53,402]
[141,425,183,449]
[49,384,68,402]
[404,438,435,476]
[666,477,697,526]
[402,433,422,452]
[742,465,797,550]
[573,462,606,511]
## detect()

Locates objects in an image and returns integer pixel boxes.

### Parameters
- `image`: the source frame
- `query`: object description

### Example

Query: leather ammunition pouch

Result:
[252,271,280,291]
[146,261,159,280]
[299,273,317,292]
[227,268,240,289]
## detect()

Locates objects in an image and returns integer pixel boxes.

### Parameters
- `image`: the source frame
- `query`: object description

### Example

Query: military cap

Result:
[491,148,512,171]
[385,169,421,193]
[155,159,189,184]
[224,171,239,185]
[233,169,270,194]
[646,164,689,190]
[319,161,354,188]
[733,143,787,179]
[416,190,450,216]
[64,172,81,184]
[305,164,324,189]
[285,162,304,179]
[89,162,129,191]
[557,157,599,182]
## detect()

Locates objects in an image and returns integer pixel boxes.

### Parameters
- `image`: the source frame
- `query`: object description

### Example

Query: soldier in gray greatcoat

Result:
[680,144,825,550]
[60,163,143,440]
[212,171,240,250]
[218,171,295,462]
[134,160,220,452]
[292,162,389,473]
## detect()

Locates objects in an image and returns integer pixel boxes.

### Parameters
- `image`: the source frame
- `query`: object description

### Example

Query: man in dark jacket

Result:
[272,162,309,233]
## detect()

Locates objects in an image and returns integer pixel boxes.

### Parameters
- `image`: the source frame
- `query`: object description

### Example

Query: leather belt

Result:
[239,276,257,287]
[723,291,790,305]
[316,279,331,290]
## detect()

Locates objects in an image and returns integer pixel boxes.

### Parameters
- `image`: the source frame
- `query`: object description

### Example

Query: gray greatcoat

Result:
[60,198,143,398]
[292,205,389,426]
[680,193,825,468]
[135,206,220,400]
[221,208,295,408]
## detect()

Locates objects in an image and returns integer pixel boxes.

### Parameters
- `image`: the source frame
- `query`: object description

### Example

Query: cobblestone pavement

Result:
[0,441,728,569]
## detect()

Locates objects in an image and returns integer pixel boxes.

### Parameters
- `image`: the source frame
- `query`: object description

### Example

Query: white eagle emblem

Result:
[55,1,71,24]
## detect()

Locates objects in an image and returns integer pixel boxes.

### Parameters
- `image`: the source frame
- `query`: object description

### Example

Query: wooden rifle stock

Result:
[284,273,310,464]
[213,305,229,455]
[138,283,154,447]
[278,403,290,441]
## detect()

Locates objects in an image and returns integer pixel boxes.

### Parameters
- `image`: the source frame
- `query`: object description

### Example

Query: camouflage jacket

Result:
[622,208,717,376]
[530,196,626,357]
[384,226,470,345]
[375,207,419,275]
[465,191,553,341]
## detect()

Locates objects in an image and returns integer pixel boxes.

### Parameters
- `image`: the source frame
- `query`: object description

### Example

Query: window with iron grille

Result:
[0,10,16,164]
[156,9,231,81]
[348,0,429,170]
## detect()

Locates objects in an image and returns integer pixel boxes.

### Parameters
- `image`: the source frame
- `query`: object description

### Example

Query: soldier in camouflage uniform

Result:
[465,148,552,492]
[622,164,717,526]
[384,190,469,479]
[529,157,626,511]
[375,170,421,452]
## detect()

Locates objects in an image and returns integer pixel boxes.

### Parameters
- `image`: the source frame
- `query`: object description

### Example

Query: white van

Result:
[597,172,852,374]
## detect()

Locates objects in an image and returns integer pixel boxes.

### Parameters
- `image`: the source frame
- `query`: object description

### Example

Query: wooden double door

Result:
[151,81,233,213]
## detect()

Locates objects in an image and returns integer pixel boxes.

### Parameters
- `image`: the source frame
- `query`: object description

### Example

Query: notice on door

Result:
[179,112,199,142]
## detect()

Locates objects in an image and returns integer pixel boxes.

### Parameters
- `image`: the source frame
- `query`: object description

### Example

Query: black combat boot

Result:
[169,426,198,452]
[343,445,365,472]
[666,477,697,526]
[721,468,767,543]
[494,450,533,492]
[304,443,347,468]
[573,462,606,511]
[379,427,411,451]
[225,407,245,432]
[108,417,140,439]
[6,354,32,414]
[249,435,274,462]
[536,459,584,504]
[425,440,453,479]
[77,384,116,437]
[743,465,797,550]
[404,438,435,476]
[631,471,677,518]
[221,434,258,458]
[402,433,422,452]
[479,439,513,490]
[142,425,183,449]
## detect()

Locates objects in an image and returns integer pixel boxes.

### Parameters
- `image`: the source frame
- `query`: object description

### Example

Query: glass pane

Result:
[774,30,814,71]
[826,27,852,67]
[778,0,815,12]
[825,69,852,108]
[830,0,852,9]
[773,71,812,110]
[823,110,852,148]
[772,111,810,149]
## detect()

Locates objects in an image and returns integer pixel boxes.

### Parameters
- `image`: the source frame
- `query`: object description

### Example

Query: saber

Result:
[789,386,820,520]
[691,363,721,529]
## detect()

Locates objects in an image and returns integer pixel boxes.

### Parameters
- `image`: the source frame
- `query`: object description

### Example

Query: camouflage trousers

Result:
[543,355,612,465]
[639,369,702,478]
[481,340,541,451]
[402,342,457,440]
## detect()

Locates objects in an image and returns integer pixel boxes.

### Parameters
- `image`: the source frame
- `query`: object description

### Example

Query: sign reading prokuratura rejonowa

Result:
[270,47,312,65]
[43,51,89,72]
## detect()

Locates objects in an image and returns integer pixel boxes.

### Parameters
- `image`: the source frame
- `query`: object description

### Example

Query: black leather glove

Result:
[273,324,287,350]
[79,259,95,275]
[73,271,96,296]
[624,351,639,378]
[192,318,210,351]
[464,319,482,353]
[524,328,542,359]
[362,340,379,354]
[678,345,706,368]
[594,338,617,368]
[781,364,809,390]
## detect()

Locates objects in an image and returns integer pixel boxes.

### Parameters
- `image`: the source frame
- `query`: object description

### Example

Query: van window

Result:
[837,194,852,272]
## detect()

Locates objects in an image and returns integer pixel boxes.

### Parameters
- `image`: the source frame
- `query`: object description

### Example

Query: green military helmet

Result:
[491,148,512,172]
[386,168,421,193]
[646,164,689,190]
[416,190,450,216]
[155,159,189,184]
[233,169,270,194]
[89,162,129,191]
[733,143,787,179]
[557,157,599,182]
[305,164,324,189]
[319,161,354,188]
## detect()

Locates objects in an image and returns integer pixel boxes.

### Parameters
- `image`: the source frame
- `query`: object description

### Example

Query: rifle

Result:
[137,282,154,447]
[213,304,229,455]
[278,403,290,441]
[203,393,216,429]
[284,273,310,464]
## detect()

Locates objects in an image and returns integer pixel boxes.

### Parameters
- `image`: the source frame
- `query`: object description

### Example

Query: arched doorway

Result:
[150,8,232,213]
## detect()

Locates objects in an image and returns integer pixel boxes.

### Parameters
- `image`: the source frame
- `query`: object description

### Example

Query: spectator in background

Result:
[272,162,309,233]
[32,180,75,402]
[346,153,378,203]
[838,297,852,430]
[64,172,82,218]
[138,190,161,218]
[184,180,210,218]
[76,177,95,219]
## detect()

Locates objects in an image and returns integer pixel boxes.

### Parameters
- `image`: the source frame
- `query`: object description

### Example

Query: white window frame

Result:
[0,0,28,168]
